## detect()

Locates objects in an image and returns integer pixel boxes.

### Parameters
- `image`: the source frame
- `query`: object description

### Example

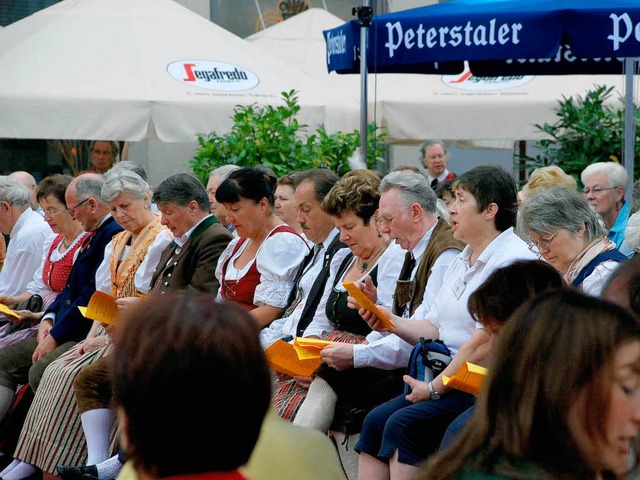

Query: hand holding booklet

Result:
[293,337,335,360]
[78,291,119,325]
[265,336,337,375]
[265,339,321,377]
[442,362,488,396]
[0,303,21,322]
[343,281,396,329]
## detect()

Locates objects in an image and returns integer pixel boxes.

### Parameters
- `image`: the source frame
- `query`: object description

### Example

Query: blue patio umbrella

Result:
[325,0,640,186]
[327,0,640,73]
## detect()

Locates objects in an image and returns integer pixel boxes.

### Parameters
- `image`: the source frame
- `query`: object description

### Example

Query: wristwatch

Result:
[427,381,441,400]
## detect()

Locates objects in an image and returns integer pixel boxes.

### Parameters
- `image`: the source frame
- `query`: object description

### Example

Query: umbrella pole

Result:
[624,59,637,205]
[354,3,373,164]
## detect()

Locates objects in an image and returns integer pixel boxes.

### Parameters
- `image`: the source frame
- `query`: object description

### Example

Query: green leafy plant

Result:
[522,85,640,184]
[189,90,388,182]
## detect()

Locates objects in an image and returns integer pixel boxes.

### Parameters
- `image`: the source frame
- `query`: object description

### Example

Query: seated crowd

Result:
[0,144,638,480]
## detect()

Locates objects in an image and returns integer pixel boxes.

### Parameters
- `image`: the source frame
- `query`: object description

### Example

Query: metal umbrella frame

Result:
[326,0,640,193]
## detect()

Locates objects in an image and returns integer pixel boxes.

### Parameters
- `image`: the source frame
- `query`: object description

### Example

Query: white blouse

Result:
[215,227,309,308]
[95,229,173,295]
[581,260,621,296]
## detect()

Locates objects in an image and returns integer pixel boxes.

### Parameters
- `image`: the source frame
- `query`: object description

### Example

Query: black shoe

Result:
[56,465,98,480]
[0,455,14,472]
[81,475,100,480]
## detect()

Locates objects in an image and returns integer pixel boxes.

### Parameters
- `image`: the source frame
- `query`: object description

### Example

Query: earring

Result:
[376,230,382,238]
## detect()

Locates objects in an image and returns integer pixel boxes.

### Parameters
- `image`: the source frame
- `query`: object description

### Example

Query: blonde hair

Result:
[522,166,577,199]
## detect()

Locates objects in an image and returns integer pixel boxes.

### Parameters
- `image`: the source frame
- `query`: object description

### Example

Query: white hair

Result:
[581,162,628,192]
[209,165,240,181]
[0,176,31,207]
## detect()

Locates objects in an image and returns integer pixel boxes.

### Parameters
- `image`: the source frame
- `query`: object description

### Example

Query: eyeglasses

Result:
[43,206,65,217]
[66,198,90,216]
[582,187,618,196]
[528,230,561,252]
[377,206,410,228]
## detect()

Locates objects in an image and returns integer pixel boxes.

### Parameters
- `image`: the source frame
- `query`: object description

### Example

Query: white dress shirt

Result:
[421,227,536,356]
[354,224,461,369]
[259,228,340,349]
[0,208,52,297]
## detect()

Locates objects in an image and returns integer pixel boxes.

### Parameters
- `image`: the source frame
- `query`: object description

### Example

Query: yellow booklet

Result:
[442,362,488,396]
[78,291,119,325]
[292,337,335,360]
[343,281,396,329]
[0,303,21,322]
[265,339,321,377]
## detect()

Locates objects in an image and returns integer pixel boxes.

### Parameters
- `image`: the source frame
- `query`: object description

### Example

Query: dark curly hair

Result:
[321,173,380,225]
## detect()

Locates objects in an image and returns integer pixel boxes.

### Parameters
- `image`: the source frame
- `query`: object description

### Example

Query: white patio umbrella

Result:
[0,0,359,142]
[248,8,627,143]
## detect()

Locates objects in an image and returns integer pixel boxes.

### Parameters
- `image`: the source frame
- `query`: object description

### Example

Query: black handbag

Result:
[3,294,43,337]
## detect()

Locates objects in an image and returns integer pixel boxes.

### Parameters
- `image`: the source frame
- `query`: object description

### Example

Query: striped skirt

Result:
[271,330,366,422]
[13,336,118,474]
[0,291,58,350]
[0,324,38,349]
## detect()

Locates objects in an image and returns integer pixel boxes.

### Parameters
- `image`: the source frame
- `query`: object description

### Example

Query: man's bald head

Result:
[9,171,37,210]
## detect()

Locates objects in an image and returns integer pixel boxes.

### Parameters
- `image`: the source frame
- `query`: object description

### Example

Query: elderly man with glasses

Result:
[0,173,123,431]
[292,172,465,446]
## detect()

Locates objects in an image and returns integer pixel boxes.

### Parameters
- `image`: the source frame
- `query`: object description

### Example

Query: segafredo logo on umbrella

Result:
[167,61,259,91]
[441,67,532,91]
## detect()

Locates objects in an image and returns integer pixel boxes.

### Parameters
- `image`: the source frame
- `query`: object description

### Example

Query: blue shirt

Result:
[609,201,630,251]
